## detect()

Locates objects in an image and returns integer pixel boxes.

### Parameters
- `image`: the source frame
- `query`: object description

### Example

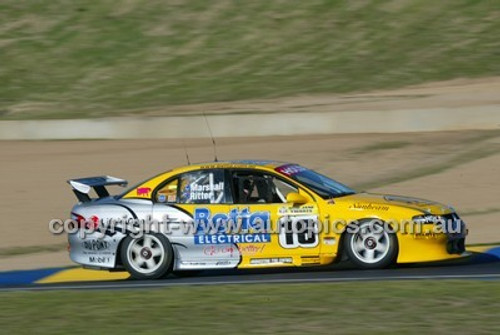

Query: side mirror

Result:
[286,192,308,205]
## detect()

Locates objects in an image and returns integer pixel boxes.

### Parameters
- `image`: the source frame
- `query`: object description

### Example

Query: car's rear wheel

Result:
[344,220,398,269]
[121,233,173,279]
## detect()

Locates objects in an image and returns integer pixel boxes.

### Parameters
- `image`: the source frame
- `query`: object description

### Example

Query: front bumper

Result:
[397,212,467,263]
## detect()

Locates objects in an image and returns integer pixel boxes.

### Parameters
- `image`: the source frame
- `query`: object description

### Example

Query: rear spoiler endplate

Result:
[68,176,128,203]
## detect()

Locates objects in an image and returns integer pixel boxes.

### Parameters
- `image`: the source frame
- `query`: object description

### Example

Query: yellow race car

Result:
[67,160,467,279]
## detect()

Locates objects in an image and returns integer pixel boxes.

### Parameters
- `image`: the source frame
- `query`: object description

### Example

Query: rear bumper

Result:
[68,231,125,269]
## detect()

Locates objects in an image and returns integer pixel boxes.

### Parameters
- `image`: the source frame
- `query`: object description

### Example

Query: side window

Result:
[156,179,178,203]
[179,169,228,204]
[274,178,299,202]
[232,171,298,204]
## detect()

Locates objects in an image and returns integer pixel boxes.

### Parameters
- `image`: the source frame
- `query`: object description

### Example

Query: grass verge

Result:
[0,281,499,334]
[1,0,500,119]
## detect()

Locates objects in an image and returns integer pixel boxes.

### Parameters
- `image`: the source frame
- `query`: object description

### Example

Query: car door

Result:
[152,168,240,270]
[230,169,322,268]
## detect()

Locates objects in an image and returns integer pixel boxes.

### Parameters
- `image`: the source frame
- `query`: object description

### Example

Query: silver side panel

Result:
[68,198,152,269]
[152,204,241,270]
[68,199,241,270]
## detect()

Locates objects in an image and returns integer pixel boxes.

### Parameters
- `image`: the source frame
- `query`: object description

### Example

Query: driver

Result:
[241,178,253,201]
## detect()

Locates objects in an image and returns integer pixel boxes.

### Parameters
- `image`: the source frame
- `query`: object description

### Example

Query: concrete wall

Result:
[0,105,499,140]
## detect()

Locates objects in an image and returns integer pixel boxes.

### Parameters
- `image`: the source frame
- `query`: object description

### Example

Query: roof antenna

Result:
[203,111,218,162]
[182,139,191,165]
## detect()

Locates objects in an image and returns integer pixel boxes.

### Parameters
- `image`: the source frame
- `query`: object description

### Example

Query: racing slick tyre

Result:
[121,233,173,279]
[344,220,398,269]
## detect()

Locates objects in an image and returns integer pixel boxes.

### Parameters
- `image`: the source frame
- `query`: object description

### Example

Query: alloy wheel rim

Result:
[350,222,390,264]
[127,235,165,274]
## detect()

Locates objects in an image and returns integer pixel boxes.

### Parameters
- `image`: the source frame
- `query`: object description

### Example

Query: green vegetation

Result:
[1,281,499,334]
[1,0,499,119]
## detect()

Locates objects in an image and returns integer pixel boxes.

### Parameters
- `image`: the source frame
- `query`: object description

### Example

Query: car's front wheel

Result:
[121,233,173,279]
[344,220,398,269]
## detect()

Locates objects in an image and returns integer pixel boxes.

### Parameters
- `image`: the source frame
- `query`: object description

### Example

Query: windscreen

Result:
[275,164,355,199]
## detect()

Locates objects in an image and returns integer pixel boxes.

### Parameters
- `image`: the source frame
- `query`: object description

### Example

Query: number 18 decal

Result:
[278,216,319,248]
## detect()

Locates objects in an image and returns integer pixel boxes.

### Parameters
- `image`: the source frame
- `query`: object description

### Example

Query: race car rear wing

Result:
[68,176,128,203]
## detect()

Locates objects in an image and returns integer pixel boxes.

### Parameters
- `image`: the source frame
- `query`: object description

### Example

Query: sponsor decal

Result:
[322,237,336,245]
[180,261,207,266]
[301,256,320,264]
[413,232,439,239]
[194,207,271,245]
[279,216,319,249]
[275,164,307,176]
[350,203,389,211]
[179,171,226,204]
[83,239,109,251]
[203,245,237,256]
[136,187,152,197]
[195,234,270,245]
[236,160,276,165]
[187,181,224,201]
[238,244,266,255]
[278,205,315,215]
[89,256,111,264]
[158,194,167,203]
[194,207,270,232]
[250,258,293,265]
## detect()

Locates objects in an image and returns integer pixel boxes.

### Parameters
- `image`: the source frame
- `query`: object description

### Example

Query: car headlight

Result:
[412,214,443,224]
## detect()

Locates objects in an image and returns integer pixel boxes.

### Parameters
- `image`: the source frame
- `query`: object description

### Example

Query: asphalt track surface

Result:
[1,252,499,292]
